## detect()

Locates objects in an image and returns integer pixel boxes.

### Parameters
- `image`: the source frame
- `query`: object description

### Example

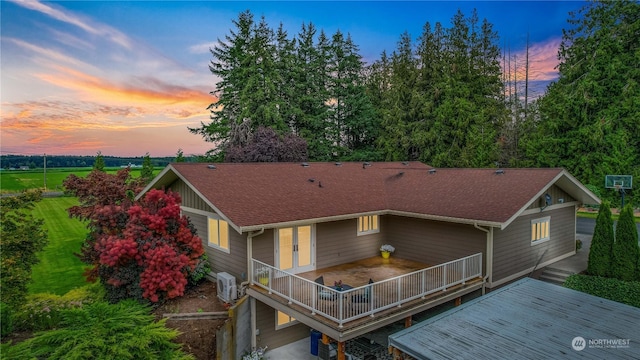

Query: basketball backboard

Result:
[605,175,633,190]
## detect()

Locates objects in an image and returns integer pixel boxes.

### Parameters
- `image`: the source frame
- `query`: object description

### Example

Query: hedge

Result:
[564,274,640,308]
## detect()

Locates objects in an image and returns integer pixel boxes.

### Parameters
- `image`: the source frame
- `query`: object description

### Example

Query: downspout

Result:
[474,223,492,294]
[245,228,264,351]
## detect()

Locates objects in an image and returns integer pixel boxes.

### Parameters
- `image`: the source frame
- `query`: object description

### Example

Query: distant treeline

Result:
[0,155,193,169]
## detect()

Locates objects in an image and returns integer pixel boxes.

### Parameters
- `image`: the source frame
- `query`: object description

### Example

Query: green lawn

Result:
[28,197,90,295]
[0,167,147,193]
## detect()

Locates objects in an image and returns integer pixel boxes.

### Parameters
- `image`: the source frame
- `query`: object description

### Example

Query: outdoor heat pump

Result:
[217,272,237,302]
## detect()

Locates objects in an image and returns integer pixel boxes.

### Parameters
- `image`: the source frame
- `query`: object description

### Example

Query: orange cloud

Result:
[35,65,216,111]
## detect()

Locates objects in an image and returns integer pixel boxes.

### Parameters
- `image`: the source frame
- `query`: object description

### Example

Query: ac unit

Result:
[217,272,237,302]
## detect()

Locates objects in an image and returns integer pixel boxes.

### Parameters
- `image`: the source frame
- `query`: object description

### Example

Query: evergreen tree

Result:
[327,31,378,160]
[611,204,640,281]
[379,31,419,161]
[587,201,614,277]
[175,149,185,163]
[524,0,640,196]
[141,153,154,183]
[93,151,105,172]
[189,10,255,157]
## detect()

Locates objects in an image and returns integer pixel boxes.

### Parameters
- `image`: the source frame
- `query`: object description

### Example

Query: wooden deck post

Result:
[404,315,412,328]
[455,296,462,306]
[321,333,330,345]
[337,341,346,360]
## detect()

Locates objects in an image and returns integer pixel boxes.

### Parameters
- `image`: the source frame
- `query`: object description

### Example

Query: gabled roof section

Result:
[140,162,600,232]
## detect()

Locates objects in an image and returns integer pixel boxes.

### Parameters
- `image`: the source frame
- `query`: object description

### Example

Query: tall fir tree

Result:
[524,0,640,196]
[587,201,615,277]
[611,204,640,281]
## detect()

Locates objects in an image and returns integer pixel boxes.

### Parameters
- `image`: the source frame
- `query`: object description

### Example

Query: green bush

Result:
[13,283,104,332]
[4,300,194,360]
[587,201,614,277]
[188,253,212,287]
[611,204,640,281]
[564,274,640,308]
[1,302,13,337]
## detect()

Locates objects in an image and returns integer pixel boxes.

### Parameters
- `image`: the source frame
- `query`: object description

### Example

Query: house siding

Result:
[316,219,383,269]
[179,208,247,283]
[255,300,309,350]
[170,180,212,211]
[526,185,576,210]
[383,216,486,266]
[493,206,575,283]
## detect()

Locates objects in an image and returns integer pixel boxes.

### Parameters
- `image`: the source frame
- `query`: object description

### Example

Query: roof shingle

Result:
[154,162,583,231]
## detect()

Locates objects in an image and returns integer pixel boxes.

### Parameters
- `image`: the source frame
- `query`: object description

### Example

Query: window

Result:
[531,217,550,244]
[208,217,229,251]
[357,215,379,235]
[275,311,297,329]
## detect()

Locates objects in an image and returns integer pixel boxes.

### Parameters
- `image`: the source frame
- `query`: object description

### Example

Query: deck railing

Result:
[251,253,482,327]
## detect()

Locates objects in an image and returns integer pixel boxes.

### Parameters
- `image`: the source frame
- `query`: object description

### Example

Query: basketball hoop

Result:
[614,184,622,192]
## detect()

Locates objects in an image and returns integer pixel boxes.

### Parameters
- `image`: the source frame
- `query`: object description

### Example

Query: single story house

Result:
[139,162,599,356]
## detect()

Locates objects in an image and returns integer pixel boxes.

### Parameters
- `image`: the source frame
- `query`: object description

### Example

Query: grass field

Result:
[28,196,90,295]
[0,167,148,193]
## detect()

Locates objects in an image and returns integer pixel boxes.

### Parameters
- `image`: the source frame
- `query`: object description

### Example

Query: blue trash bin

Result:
[310,329,321,356]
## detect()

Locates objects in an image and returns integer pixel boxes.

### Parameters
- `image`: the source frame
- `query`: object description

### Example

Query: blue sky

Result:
[1,1,585,157]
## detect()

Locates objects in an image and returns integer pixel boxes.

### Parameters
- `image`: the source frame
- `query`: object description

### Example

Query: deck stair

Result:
[539,267,574,286]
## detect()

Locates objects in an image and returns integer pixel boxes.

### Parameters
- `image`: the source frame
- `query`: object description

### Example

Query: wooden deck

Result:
[297,256,432,288]
[248,254,484,341]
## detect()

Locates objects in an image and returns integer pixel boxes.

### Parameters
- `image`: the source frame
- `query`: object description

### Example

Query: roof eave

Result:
[501,168,602,229]
[237,210,501,233]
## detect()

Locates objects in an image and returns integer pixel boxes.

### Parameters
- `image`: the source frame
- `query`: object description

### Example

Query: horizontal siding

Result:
[316,219,383,269]
[493,207,575,282]
[255,300,309,350]
[181,209,247,282]
[252,229,275,265]
[384,215,485,266]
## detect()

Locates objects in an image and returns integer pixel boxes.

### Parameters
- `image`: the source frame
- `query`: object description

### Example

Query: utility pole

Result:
[43,153,47,191]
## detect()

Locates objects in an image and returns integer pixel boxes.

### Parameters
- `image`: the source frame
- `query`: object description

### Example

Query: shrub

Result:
[12,283,104,332]
[1,302,13,337]
[188,253,212,287]
[587,201,614,277]
[564,274,640,308]
[4,300,194,359]
[611,204,640,281]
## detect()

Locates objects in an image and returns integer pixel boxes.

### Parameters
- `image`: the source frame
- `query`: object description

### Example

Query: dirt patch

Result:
[153,280,230,360]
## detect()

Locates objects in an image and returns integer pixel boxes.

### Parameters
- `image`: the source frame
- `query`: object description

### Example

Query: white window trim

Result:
[357,215,380,236]
[275,311,298,330]
[208,217,230,254]
[531,216,551,245]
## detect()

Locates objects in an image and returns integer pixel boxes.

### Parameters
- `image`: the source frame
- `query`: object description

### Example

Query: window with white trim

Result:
[357,215,379,235]
[208,217,229,252]
[275,311,298,329]
[531,217,550,244]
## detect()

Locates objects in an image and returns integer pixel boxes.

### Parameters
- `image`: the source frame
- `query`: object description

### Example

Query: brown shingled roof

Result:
[146,162,594,232]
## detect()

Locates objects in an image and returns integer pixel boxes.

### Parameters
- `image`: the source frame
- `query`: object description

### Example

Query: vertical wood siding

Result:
[493,207,575,282]
[383,215,486,266]
[170,180,211,211]
[255,300,309,350]
[526,185,576,210]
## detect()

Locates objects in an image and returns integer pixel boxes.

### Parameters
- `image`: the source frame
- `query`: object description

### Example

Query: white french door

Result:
[276,225,315,273]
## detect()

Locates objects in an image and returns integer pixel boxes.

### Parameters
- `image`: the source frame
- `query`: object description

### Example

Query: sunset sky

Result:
[1,1,585,157]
